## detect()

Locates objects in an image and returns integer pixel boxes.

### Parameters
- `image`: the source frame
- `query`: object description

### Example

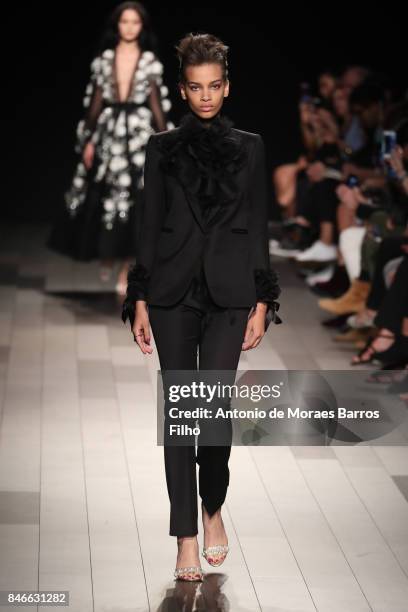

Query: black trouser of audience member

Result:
[366,236,408,311]
[373,254,408,334]
[296,177,341,239]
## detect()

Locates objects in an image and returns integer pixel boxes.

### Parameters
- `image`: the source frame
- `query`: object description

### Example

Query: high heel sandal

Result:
[174,537,204,582]
[202,544,229,567]
[201,502,229,567]
[351,332,400,366]
[99,265,113,282]
[173,566,204,581]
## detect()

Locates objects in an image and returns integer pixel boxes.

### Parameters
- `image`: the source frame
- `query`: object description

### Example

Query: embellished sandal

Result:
[350,332,397,366]
[173,566,204,581]
[174,536,204,581]
[202,544,229,567]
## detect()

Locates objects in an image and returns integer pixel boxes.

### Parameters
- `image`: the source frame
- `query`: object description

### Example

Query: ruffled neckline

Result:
[156,110,247,218]
[177,110,235,138]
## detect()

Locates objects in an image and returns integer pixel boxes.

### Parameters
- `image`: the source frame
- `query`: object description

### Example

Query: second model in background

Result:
[47,1,173,293]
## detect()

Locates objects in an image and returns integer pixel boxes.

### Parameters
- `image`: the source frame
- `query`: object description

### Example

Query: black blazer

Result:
[122,114,282,327]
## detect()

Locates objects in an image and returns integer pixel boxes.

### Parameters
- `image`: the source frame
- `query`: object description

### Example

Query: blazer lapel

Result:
[181,187,207,233]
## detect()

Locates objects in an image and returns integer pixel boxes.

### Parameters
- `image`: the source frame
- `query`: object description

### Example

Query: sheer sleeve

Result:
[148,77,167,132]
[75,56,104,152]
[145,53,173,133]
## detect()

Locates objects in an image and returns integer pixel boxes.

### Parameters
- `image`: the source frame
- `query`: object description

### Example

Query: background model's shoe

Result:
[202,544,229,567]
[99,265,113,282]
[174,566,204,581]
[318,280,371,314]
[295,240,337,263]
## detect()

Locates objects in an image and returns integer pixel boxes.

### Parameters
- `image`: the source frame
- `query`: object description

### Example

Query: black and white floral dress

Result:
[47,47,173,261]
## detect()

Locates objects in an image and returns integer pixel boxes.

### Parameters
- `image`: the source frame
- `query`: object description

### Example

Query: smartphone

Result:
[346,174,360,188]
[381,130,397,160]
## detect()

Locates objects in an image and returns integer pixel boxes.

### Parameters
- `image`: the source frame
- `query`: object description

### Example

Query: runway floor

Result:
[1,222,408,611]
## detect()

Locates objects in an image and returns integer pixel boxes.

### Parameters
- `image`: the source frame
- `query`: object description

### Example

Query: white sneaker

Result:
[305,264,335,286]
[295,240,337,263]
[269,238,300,257]
[346,311,375,329]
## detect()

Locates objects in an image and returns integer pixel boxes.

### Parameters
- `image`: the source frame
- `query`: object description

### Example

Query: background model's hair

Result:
[175,33,229,83]
[97,1,158,54]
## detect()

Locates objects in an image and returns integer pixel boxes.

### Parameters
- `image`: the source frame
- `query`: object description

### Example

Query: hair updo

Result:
[175,33,229,83]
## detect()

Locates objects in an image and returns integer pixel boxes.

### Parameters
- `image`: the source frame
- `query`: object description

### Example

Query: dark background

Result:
[8,2,407,222]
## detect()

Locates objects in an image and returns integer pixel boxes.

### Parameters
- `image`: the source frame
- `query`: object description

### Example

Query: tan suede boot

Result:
[318,280,371,314]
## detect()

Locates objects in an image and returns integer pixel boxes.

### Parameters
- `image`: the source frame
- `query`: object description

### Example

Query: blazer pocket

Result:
[161,227,174,233]
[231,228,248,234]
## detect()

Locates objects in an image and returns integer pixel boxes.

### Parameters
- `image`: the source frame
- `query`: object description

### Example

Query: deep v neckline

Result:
[113,48,143,103]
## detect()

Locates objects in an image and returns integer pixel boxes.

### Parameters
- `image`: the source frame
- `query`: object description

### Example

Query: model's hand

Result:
[242,304,267,351]
[83,141,95,170]
[132,301,153,354]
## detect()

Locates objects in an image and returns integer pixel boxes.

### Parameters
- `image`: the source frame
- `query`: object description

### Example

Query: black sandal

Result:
[351,332,397,366]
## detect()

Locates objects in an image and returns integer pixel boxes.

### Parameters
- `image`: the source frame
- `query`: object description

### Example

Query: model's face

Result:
[179,63,229,119]
[118,9,143,43]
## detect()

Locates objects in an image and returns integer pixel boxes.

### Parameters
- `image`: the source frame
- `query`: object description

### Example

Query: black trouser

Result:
[366,236,408,311]
[297,176,341,233]
[148,279,250,537]
[373,254,408,334]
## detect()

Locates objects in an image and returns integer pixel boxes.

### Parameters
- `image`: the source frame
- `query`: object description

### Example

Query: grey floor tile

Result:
[0,491,40,524]
[392,475,408,503]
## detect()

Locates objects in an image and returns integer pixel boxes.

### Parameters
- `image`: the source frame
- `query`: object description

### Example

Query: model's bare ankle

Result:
[175,535,200,571]
[177,535,197,545]
[201,502,221,524]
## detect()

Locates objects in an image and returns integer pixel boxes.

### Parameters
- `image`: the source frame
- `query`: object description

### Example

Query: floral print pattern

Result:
[65,48,173,231]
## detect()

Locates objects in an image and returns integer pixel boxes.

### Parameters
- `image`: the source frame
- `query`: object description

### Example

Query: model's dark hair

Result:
[97,2,158,54]
[176,33,229,83]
